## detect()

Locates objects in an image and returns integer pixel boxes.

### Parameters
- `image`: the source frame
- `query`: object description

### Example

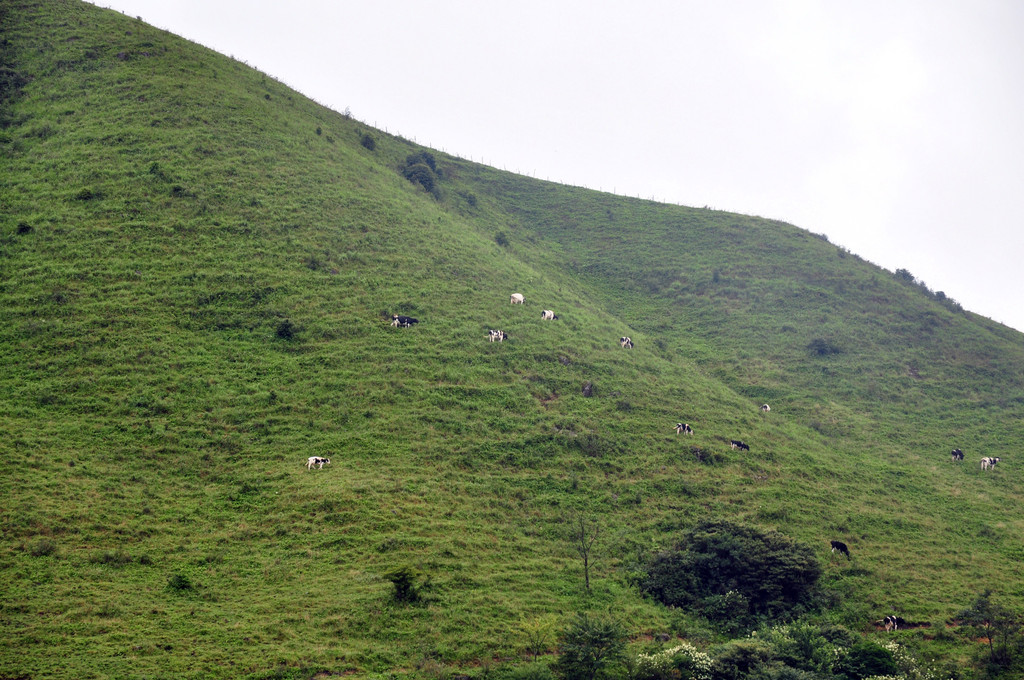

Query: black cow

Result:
[391,314,419,327]
[830,540,851,559]
[883,615,906,632]
[951,448,964,462]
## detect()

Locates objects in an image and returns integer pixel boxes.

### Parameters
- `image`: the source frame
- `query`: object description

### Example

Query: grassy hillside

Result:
[2,2,1023,678]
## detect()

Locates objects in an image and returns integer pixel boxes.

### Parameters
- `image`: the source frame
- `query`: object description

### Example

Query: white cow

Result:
[760,404,771,413]
[981,457,1001,470]
[488,329,508,342]
[510,293,525,305]
[306,456,331,470]
[619,336,633,349]
[541,309,558,320]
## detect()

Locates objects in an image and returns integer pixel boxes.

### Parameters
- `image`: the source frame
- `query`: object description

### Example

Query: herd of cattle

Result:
[325,293,1012,633]
[394,294,636,353]
[389,295,1007,475]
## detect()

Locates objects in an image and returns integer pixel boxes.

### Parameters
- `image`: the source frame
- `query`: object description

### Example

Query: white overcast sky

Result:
[90,1,1024,333]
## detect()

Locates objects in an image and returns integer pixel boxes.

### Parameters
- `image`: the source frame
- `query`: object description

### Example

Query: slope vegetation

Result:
[2,2,1023,678]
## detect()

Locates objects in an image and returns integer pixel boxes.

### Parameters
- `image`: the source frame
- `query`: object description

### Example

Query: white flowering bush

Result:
[871,640,954,680]
[631,642,712,680]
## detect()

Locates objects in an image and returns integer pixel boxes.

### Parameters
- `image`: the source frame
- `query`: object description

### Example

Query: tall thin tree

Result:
[571,512,600,592]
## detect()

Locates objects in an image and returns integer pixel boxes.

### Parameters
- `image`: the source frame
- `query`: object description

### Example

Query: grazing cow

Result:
[306,456,331,470]
[675,423,694,435]
[619,336,634,349]
[883,615,906,632]
[760,404,771,413]
[488,329,508,343]
[730,440,749,451]
[391,314,419,327]
[951,448,964,462]
[981,456,1001,470]
[541,309,558,320]
[510,293,525,305]
[830,540,851,559]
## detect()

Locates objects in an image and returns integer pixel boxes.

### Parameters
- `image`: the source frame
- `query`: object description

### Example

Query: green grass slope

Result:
[1,2,1023,678]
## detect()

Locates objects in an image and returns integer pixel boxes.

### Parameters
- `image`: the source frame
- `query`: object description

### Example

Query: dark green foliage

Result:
[275,318,296,340]
[640,521,821,628]
[710,639,774,680]
[495,230,510,247]
[402,150,440,195]
[403,162,436,193]
[167,573,193,592]
[806,338,842,356]
[552,613,626,680]
[894,268,916,284]
[28,538,56,557]
[360,132,375,150]
[386,565,429,603]
[91,549,132,566]
[958,590,1024,672]
[16,221,32,234]
[406,150,437,171]
[834,640,898,680]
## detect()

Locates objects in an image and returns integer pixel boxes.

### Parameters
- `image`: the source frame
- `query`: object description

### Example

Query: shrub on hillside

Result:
[402,151,440,197]
[360,133,376,150]
[639,521,821,630]
[552,613,626,680]
[709,639,774,680]
[275,319,296,340]
[167,572,193,592]
[386,565,430,603]
[403,162,436,193]
[806,338,842,356]
[406,150,436,171]
[833,640,898,680]
[631,641,712,680]
[28,538,57,557]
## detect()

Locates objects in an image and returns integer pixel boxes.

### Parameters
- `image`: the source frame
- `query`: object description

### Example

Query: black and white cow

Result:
[675,423,694,435]
[830,540,851,559]
[391,314,419,327]
[981,456,1001,470]
[541,309,558,320]
[760,403,771,413]
[730,440,749,451]
[883,615,906,632]
[306,456,331,470]
[488,329,508,342]
[619,336,634,349]
[951,448,964,462]
[510,293,525,305]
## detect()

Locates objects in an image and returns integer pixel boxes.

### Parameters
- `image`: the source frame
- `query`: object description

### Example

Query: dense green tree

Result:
[640,521,821,628]
[553,613,626,680]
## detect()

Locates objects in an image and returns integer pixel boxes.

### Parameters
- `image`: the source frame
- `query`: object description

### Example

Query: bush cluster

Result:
[386,565,430,603]
[639,521,821,630]
[533,616,936,680]
[402,151,440,197]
